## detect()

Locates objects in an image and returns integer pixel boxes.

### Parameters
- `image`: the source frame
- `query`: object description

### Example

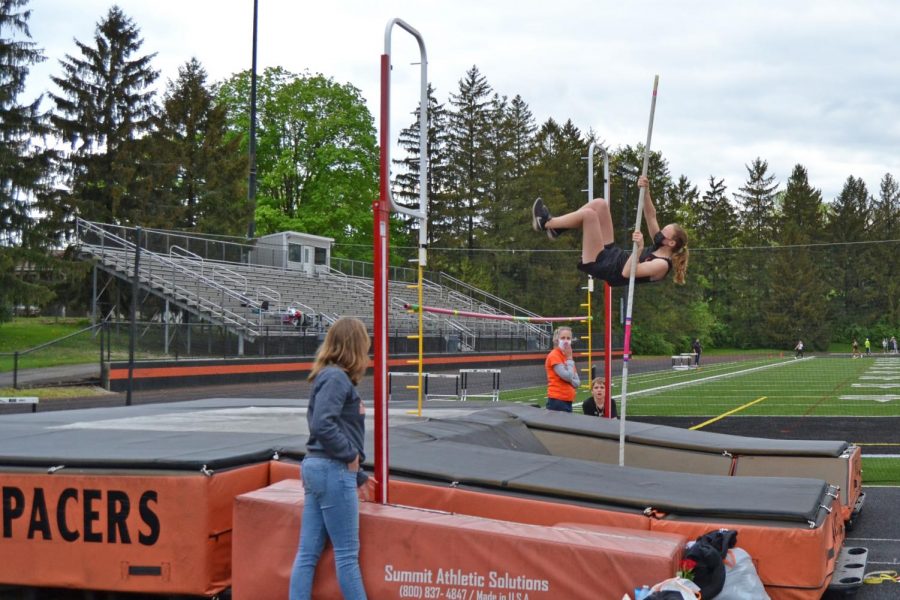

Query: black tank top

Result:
[639,249,672,278]
[577,245,673,287]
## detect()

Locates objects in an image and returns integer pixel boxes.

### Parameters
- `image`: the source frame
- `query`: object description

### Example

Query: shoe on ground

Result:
[532,198,559,240]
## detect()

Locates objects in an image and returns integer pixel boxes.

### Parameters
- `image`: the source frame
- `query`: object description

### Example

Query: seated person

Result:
[582,377,617,418]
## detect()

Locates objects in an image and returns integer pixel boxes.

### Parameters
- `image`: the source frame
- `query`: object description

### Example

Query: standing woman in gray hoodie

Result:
[290,317,370,600]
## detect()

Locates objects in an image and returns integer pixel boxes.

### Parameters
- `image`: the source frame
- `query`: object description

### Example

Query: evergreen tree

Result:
[152,58,249,234]
[493,93,538,235]
[0,0,55,321]
[531,119,587,215]
[505,95,538,181]
[763,164,830,349]
[779,164,825,238]
[393,83,452,247]
[519,118,604,317]
[726,161,778,347]
[824,176,872,331]
[610,146,674,244]
[694,177,737,249]
[481,92,511,240]
[488,94,539,302]
[446,66,495,251]
[867,173,900,325]
[668,174,699,230]
[692,177,739,344]
[49,5,158,226]
[735,158,778,247]
[871,173,900,240]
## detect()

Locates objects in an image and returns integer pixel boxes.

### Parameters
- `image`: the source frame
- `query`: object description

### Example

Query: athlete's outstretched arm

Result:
[639,175,660,237]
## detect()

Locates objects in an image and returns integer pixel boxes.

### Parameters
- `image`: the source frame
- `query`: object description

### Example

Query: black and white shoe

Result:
[532,198,559,240]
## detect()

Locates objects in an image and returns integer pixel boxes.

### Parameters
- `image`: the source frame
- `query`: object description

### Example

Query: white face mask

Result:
[558,339,570,350]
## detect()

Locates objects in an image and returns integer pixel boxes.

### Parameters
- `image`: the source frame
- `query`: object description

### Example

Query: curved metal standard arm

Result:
[586,141,610,202]
[382,19,428,224]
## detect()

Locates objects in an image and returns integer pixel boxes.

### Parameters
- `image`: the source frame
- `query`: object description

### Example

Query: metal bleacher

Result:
[75,219,552,352]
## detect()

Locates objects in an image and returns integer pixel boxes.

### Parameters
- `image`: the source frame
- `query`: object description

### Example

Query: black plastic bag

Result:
[684,529,738,599]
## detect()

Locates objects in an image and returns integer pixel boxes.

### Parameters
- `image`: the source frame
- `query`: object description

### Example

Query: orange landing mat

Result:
[0,464,268,595]
[232,479,685,600]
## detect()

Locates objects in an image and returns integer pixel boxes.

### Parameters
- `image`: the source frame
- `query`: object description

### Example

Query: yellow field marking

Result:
[689,396,768,430]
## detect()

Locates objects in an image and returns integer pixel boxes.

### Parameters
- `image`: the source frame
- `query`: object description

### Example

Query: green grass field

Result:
[861,457,900,485]
[499,355,900,484]
[0,318,139,372]
[0,318,98,372]
[502,355,900,417]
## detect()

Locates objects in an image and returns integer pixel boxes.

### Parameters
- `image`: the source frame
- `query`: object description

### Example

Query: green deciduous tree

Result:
[217,67,379,259]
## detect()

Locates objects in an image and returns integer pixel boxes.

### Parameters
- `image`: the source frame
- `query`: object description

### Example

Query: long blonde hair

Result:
[308,317,371,385]
[668,224,689,285]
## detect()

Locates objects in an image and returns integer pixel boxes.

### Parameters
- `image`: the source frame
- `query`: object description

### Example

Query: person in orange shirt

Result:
[544,326,580,412]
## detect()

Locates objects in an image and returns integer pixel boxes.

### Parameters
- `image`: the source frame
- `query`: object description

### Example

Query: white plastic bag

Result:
[650,577,701,599]
[716,547,770,600]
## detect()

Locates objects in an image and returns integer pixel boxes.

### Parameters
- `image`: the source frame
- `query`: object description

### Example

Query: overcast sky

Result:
[22,0,900,204]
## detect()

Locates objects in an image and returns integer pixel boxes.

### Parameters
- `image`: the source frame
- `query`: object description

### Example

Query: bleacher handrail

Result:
[256,285,281,310]
[83,241,258,334]
[169,245,202,261]
[435,272,541,318]
[213,264,249,295]
[75,219,261,338]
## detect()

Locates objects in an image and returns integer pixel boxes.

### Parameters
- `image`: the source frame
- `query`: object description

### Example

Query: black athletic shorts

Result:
[577,244,630,287]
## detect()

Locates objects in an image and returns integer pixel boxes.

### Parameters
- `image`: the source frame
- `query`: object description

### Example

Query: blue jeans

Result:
[546,398,573,412]
[289,457,367,600]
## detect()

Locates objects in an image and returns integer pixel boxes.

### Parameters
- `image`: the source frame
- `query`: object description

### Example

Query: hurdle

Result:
[388,371,461,401]
[459,368,501,402]
[671,354,695,370]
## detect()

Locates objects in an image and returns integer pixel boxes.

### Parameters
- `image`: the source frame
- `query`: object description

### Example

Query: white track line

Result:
[613,357,811,399]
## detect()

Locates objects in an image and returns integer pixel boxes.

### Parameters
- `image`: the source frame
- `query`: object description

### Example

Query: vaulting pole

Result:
[618,76,659,466]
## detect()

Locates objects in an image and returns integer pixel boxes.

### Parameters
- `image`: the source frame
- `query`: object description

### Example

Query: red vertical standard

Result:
[373,53,391,504]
